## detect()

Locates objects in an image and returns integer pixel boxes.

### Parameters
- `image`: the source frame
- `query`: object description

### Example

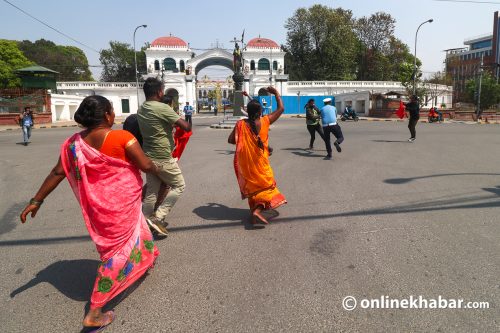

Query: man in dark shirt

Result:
[305,99,325,149]
[405,95,420,142]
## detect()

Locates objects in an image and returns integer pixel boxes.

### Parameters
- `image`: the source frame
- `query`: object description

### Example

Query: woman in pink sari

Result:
[20,96,159,330]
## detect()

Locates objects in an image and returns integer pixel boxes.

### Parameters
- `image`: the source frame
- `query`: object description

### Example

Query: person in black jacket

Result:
[405,95,420,142]
[305,99,325,149]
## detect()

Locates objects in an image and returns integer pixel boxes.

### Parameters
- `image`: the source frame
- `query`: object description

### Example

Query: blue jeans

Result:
[22,126,32,143]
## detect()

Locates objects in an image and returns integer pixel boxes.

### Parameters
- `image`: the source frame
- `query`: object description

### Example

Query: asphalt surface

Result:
[0,116,499,332]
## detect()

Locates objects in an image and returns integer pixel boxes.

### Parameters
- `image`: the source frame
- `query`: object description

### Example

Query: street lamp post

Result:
[413,19,433,96]
[297,91,301,114]
[133,24,147,111]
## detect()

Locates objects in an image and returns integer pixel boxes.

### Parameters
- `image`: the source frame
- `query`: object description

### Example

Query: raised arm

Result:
[266,86,284,125]
[20,157,66,223]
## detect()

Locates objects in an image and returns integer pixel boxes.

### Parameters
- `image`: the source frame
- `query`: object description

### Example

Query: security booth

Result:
[0,65,58,125]
[15,65,59,91]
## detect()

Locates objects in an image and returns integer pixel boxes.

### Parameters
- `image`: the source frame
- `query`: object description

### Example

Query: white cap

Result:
[323,97,332,103]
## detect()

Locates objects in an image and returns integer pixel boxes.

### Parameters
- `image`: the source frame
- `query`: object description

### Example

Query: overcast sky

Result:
[1,0,498,80]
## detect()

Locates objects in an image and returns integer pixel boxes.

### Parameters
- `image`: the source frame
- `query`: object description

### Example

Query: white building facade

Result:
[53,34,453,120]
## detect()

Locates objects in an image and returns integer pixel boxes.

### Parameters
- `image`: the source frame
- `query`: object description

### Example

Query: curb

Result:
[0,121,126,132]
[210,124,234,129]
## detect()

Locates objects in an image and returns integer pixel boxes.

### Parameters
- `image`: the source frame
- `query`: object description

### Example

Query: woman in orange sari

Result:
[20,95,159,330]
[228,86,286,224]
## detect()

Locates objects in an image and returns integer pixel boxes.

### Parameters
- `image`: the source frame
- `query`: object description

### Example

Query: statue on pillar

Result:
[230,34,245,117]
[233,43,242,73]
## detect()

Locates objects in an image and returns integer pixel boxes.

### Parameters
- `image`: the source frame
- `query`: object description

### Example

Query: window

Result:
[199,90,202,98]
[250,60,255,70]
[154,60,160,71]
[180,60,185,72]
[163,58,176,71]
[273,61,278,71]
[258,58,270,71]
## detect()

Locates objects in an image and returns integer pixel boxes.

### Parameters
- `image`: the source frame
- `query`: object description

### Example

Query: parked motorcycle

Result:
[340,106,359,121]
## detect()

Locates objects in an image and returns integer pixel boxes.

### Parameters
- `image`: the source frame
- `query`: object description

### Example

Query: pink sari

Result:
[61,132,159,309]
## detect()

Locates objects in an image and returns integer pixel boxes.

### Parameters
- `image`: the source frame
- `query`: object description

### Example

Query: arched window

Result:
[154,60,160,71]
[163,58,176,71]
[180,60,185,72]
[223,90,227,98]
[199,90,202,98]
[250,60,255,70]
[258,58,270,71]
[273,61,278,71]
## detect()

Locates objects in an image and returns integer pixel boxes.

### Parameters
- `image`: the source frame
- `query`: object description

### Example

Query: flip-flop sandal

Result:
[84,311,114,332]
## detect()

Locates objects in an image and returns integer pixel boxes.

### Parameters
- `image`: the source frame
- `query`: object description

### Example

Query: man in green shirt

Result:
[138,78,192,236]
[305,99,325,149]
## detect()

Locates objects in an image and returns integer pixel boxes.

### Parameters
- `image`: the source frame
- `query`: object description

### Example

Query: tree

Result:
[424,71,452,107]
[398,60,424,98]
[354,12,416,81]
[0,39,33,87]
[284,5,358,81]
[18,39,93,81]
[99,41,146,82]
[466,72,500,116]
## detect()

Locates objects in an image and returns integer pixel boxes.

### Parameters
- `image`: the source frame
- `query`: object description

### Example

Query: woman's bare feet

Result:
[83,308,114,328]
[252,206,269,224]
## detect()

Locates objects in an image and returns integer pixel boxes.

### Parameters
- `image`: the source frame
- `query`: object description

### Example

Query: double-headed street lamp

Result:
[413,19,433,95]
[133,24,147,111]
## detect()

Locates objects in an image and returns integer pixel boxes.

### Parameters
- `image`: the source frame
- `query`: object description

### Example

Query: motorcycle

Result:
[340,107,359,121]
[428,108,442,123]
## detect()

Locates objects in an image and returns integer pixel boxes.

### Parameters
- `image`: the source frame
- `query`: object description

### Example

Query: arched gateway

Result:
[143,35,287,110]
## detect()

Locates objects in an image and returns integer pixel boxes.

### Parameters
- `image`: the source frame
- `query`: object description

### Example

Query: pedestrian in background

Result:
[320,98,344,159]
[19,107,34,146]
[183,102,194,124]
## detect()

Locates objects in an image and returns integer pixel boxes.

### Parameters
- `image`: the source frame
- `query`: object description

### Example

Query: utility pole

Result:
[476,54,484,120]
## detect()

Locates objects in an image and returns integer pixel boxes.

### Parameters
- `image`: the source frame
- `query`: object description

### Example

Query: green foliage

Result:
[355,12,418,82]
[17,39,93,81]
[99,41,146,82]
[284,6,419,84]
[284,5,358,80]
[466,72,500,112]
[0,39,34,87]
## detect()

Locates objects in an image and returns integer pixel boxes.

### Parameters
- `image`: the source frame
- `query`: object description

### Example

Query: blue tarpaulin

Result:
[256,95,335,114]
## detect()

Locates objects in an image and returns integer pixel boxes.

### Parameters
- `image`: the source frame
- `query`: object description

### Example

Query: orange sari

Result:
[233,116,286,211]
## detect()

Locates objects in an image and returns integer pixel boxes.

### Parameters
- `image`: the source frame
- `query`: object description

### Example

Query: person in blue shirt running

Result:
[320,98,344,160]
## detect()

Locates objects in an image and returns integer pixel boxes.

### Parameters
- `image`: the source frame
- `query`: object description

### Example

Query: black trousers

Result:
[408,117,419,139]
[306,124,325,148]
[323,124,344,155]
[185,115,192,124]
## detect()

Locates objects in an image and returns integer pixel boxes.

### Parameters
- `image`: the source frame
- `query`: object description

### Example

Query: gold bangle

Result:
[29,198,43,206]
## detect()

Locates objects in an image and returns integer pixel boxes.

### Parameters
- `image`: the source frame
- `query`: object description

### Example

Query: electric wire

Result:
[2,0,100,53]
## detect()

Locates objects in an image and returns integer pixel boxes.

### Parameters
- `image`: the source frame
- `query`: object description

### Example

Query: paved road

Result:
[0,117,499,332]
